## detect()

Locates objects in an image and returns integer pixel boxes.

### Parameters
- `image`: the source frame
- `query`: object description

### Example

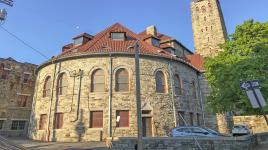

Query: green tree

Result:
[204,20,268,114]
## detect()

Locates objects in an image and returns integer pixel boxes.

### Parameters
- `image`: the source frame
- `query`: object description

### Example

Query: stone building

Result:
[0,57,37,137]
[191,0,231,133]
[191,0,228,57]
[28,23,205,142]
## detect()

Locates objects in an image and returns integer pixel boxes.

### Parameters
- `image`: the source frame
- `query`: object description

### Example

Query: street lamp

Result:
[0,8,7,23]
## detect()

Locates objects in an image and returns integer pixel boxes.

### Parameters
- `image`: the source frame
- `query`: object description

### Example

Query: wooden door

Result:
[142,117,152,137]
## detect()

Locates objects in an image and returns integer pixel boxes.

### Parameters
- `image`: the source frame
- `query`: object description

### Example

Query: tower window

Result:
[196,7,199,12]
[204,16,206,21]
[206,27,208,31]
[208,3,212,7]
[111,32,126,41]
[201,6,206,12]
[208,37,210,42]
[211,26,213,30]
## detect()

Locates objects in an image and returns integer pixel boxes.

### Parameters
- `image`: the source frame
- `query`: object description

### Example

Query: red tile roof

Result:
[186,54,205,72]
[54,23,202,72]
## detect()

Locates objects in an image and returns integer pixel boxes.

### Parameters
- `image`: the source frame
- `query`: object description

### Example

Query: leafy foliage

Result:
[204,20,268,114]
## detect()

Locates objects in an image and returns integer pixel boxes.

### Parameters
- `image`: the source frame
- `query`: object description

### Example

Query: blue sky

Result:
[0,0,267,65]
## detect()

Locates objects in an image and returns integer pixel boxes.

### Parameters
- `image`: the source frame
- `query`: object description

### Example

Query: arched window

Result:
[43,76,52,97]
[155,71,167,93]
[191,81,197,98]
[91,69,105,92]
[201,6,206,12]
[115,68,129,92]
[208,3,212,7]
[174,75,182,95]
[204,16,207,21]
[196,7,199,12]
[57,73,67,95]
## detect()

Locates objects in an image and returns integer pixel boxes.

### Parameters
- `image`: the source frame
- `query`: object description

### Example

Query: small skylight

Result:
[111,32,126,41]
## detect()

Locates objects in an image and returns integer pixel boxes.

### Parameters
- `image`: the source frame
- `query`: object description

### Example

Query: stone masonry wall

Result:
[233,115,268,134]
[0,57,37,137]
[107,135,257,150]
[28,55,204,142]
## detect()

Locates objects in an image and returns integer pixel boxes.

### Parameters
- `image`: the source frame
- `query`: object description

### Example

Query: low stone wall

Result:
[256,132,268,144]
[107,135,257,150]
[233,115,268,134]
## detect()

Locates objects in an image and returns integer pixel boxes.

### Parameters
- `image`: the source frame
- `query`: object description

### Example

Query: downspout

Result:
[197,73,205,126]
[71,69,83,122]
[108,54,113,137]
[168,60,177,127]
[46,63,57,142]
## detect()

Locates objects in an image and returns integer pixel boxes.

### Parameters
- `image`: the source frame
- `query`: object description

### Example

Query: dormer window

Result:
[151,38,160,47]
[73,37,83,46]
[111,32,126,41]
[72,33,93,46]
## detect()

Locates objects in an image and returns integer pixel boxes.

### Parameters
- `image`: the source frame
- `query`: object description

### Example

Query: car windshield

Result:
[204,128,219,135]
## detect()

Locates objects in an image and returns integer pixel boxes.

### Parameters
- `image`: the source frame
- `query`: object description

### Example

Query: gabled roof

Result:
[59,23,171,58]
[50,23,202,72]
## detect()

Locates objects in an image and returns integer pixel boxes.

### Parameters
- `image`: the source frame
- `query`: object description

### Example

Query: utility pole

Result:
[134,41,143,150]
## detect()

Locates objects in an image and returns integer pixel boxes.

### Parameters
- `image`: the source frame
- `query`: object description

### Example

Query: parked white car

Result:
[169,126,220,137]
[232,124,251,136]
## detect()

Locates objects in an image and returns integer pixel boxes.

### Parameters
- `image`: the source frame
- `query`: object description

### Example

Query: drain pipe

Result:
[108,54,113,137]
[168,61,177,127]
[71,69,83,122]
[197,74,205,126]
[46,62,57,142]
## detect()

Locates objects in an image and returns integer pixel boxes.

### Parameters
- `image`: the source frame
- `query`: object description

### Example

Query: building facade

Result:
[28,23,205,142]
[0,57,37,137]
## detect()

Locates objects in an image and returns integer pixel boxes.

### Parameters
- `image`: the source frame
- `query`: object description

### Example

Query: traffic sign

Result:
[246,89,267,108]
[240,80,260,91]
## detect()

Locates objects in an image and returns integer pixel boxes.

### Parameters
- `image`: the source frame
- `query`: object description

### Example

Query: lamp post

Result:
[0,8,7,23]
[0,0,13,24]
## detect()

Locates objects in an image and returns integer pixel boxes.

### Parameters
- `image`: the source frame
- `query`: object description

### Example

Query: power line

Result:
[0,25,50,60]
[0,25,75,74]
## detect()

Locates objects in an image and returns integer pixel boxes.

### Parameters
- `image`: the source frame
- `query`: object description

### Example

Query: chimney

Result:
[146,25,157,36]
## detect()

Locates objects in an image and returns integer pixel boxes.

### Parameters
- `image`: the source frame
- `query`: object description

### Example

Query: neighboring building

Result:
[28,23,205,142]
[0,57,37,137]
[191,0,228,57]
